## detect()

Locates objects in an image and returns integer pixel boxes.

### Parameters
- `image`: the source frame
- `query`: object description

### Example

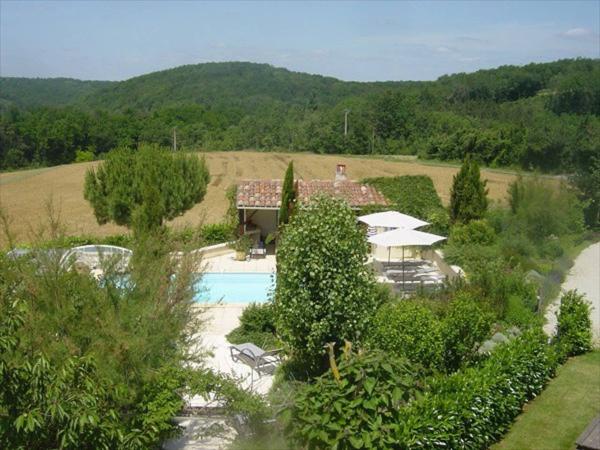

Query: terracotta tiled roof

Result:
[236,179,387,208]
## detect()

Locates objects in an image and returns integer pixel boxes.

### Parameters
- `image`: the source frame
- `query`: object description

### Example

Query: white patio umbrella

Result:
[358,210,429,230]
[368,228,445,248]
[368,228,446,287]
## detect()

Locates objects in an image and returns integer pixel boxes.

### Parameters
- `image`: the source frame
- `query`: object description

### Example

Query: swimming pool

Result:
[194,272,274,303]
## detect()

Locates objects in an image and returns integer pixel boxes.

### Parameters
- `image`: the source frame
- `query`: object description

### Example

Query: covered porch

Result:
[238,207,278,247]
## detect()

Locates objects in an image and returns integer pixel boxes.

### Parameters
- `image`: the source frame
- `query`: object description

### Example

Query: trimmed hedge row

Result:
[288,329,557,450]
[395,329,557,449]
[17,222,234,251]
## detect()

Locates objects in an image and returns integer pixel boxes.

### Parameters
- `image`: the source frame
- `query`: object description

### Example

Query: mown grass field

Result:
[492,351,600,450]
[0,151,520,244]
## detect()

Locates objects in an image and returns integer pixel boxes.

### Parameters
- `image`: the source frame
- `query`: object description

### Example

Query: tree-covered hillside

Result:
[80,62,401,112]
[0,77,111,109]
[1,59,598,179]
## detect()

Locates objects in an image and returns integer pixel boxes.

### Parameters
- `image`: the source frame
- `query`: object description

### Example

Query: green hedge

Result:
[362,175,449,235]
[394,329,557,449]
[17,223,234,251]
[287,329,558,450]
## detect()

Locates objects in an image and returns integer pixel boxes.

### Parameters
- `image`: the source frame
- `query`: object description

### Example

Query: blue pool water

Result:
[194,273,274,303]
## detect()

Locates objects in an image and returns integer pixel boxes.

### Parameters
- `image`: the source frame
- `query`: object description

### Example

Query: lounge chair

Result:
[229,343,282,387]
[249,247,267,259]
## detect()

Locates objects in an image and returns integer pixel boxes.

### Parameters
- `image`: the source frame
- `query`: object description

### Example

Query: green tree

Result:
[278,161,295,226]
[449,155,489,223]
[573,156,600,230]
[84,144,210,229]
[275,195,377,374]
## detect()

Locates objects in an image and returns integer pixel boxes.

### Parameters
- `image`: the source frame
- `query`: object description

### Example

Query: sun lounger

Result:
[249,248,267,259]
[229,343,282,386]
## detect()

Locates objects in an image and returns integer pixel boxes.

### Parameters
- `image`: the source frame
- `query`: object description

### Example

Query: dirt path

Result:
[544,242,600,345]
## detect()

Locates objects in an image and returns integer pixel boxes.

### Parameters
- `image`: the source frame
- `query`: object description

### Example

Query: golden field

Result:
[0,151,520,244]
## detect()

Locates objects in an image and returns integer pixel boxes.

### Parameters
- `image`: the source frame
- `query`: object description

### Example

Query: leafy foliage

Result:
[0,301,121,449]
[394,329,558,449]
[288,349,423,450]
[449,155,489,223]
[440,293,494,372]
[84,144,210,228]
[556,290,593,358]
[508,176,584,242]
[0,219,268,447]
[226,302,280,350]
[449,219,496,246]
[367,301,443,371]
[274,195,377,374]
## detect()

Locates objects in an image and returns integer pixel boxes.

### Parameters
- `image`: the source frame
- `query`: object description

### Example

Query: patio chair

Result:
[249,247,267,259]
[229,343,282,388]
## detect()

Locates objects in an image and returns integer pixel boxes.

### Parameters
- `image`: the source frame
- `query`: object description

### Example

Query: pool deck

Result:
[203,251,276,273]
[187,250,277,406]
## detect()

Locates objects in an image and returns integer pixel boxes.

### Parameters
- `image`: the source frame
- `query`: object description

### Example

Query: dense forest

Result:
[0,59,598,174]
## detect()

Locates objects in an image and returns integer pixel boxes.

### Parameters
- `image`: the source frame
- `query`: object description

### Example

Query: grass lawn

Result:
[492,351,600,450]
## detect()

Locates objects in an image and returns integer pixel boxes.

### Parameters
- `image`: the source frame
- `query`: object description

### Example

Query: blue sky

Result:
[1,0,598,81]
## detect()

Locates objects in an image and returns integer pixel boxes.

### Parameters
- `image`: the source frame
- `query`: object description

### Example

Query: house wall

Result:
[242,209,278,240]
[372,244,421,261]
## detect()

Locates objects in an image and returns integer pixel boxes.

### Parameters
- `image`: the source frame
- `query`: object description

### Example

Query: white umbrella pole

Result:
[402,246,405,290]
[388,246,391,264]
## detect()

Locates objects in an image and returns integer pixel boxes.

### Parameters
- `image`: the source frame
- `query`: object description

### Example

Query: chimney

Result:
[335,164,347,181]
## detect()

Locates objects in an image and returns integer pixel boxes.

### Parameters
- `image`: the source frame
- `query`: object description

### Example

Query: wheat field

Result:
[0,151,520,244]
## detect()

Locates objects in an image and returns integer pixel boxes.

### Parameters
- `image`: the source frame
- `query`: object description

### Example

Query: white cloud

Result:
[561,27,593,38]
[458,56,480,62]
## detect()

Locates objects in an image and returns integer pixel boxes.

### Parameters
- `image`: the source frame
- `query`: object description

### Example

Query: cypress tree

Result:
[279,161,296,225]
[449,155,488,223]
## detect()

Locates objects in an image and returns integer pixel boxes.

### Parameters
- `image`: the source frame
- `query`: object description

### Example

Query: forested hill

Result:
[1,59,598,176]
[0,77,111,109]
[0,62,404,113]
[80,62,405,112]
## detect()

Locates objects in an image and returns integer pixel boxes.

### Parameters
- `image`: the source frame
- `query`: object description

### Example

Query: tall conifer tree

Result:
[449,155,488,223]
[279,161,296,225]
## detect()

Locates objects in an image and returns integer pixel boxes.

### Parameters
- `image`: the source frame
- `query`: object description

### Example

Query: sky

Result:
[1,0,598,82]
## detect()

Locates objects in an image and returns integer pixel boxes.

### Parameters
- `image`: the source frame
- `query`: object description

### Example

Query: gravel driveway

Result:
[544,242,600,345]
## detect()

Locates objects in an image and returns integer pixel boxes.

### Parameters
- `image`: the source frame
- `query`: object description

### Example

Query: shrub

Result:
[75,149,95,162]
[394,329,558,449]
[556,290,592,357]
[288,349,423,449]
[275,195,377,374]
[440,293,494,372]
[508,177,584,242]
[200,223,235,245]
[227,302,280,350]
[468,259,539,319]
[504,294,540,329]
[367,301,443,371]
[449,219,496,247]
[0,224,210,448]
